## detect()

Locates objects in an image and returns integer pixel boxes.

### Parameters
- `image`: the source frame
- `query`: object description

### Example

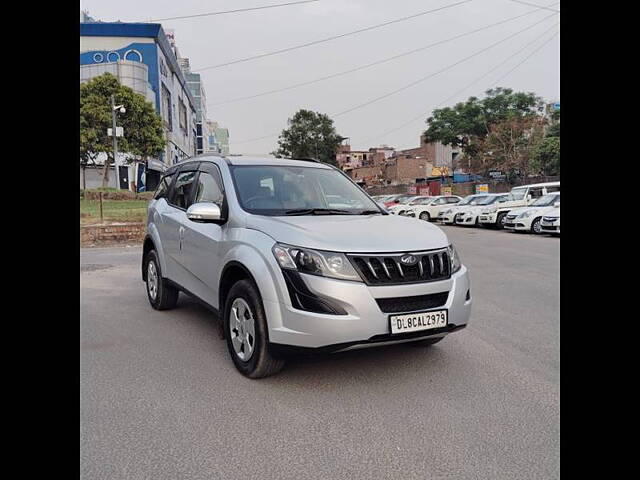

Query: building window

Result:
[161,84,172,131]
[124,49,143,62]
[179,100,187,132]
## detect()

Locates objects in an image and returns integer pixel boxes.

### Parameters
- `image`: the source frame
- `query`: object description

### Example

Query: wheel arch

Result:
[142,234,155,281]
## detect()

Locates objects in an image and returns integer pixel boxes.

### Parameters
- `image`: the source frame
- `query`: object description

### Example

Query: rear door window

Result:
[154,174,174,200]
[169,171,198,210]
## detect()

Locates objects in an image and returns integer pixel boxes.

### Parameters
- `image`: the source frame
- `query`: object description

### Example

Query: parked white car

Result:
[388,196,432,215]
[438,194,490,224]
[478,181,560,229]
[455,193,510,226]
[403,195,463,221]
[504,193,560,233]
[540,207,560,235]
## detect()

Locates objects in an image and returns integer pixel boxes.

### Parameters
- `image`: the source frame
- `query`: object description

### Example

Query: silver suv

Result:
[142,156,472,378]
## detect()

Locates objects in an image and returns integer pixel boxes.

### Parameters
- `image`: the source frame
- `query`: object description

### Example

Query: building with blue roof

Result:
[80,20,198,188]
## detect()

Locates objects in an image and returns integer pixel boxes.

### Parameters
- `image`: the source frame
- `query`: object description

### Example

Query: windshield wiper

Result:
[284,208,353,216]
[358,209,383,215]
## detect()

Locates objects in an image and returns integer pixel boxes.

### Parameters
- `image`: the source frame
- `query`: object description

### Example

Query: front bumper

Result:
[478,212,497,224]
[505,216,531,231]
[265,266,472,349]
[455,214,477,225]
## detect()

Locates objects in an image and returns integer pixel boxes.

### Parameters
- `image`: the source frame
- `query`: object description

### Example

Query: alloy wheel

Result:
[147,260,158,301]
[229,298,256,362]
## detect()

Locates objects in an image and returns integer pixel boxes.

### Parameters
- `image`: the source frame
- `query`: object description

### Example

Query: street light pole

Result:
[111,94,120,190]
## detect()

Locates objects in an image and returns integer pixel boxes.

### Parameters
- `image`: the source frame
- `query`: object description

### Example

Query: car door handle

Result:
[179,226,185,250]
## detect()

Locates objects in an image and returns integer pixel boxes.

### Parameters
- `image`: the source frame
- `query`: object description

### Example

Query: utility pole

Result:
[111,95,120,190]
[111,95,126,190]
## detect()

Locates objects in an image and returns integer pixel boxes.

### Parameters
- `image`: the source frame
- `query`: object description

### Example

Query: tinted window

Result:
[194,172,224,205]
[230,165,380,216]
[154,174,173,200]
[169,171,198,209]
[447,197,460,203]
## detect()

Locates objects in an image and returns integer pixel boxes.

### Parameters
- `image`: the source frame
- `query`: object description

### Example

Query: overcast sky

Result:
[80,0,560,154]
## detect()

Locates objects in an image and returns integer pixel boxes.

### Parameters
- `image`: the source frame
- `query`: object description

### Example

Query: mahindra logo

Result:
[400,254,418,265]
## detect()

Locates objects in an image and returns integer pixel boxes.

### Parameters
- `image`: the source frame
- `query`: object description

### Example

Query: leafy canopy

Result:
[274,109,344,166]
[423,87,544,154]
[80,73,165,163]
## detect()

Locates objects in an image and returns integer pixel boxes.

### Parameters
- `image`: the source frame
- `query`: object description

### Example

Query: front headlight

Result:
[272,243,362,282]
[517,210,533,219]
[448,244,462,273]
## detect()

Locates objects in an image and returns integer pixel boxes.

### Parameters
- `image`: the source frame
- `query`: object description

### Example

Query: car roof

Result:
[166,154,334,172]
[511,181,560,189]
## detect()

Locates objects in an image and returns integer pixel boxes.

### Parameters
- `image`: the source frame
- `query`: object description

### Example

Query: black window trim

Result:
[167,163,201,211]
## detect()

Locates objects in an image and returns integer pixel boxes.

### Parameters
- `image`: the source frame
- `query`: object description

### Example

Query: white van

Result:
[478,181,560,228]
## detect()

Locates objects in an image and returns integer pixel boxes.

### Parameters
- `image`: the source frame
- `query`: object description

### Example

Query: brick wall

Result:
[80,223,146,246]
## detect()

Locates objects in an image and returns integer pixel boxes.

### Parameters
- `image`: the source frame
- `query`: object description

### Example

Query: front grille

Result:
[543,216,558,222]
[348,249,451,285]
[506,215,517,220]
[375,292,449,313]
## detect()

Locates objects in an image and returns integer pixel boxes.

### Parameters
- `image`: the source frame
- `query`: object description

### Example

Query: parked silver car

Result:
[142,156,472,378]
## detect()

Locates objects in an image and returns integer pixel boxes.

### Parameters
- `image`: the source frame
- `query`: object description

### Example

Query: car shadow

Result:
[175,293,455,385]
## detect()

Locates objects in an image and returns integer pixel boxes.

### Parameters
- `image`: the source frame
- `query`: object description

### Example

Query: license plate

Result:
[389,310,448,334]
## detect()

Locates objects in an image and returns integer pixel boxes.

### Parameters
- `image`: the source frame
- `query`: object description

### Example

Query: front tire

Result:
[224,279,285,378]
[496,212,507,229]
[531,217,542,234]
[419,211,431,221]
[145,250,179,310]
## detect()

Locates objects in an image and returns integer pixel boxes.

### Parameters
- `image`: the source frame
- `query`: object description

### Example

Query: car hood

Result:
[246,214,449,253]
[459,205,484,213]
[508,206,536,216]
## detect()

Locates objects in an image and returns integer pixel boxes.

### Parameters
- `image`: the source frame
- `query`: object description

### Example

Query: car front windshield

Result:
[230,165,381,216]
[468,195,489,205]
[475,195,504,205]
[414,197,434,205]
[510,188,526,200]
[531,193,560,207]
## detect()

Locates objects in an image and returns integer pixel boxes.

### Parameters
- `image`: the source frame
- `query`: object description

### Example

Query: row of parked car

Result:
[371,181,560,235]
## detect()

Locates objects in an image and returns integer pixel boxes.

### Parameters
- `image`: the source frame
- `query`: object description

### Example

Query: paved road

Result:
[80,226,559,480]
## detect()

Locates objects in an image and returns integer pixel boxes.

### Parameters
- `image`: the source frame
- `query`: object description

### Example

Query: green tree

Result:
[422,87,544,178]
[484,115,547,182]
[80,73,165,187]
[274,109,344,166]
[531,136,560,176]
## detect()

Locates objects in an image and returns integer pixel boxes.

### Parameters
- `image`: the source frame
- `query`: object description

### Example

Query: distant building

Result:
[182,62,210,155]
[344,135,457,187]
[80,22,198,188]
[206,120,230,155]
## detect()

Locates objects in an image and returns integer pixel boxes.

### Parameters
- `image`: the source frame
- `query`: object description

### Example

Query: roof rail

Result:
[292,157,320,163]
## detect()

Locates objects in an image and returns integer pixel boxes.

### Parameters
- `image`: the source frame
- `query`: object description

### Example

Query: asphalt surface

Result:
[80,226,559,480]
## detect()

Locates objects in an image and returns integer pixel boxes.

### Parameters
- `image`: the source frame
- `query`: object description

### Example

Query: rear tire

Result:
[145,250,179,310]
[224,279,285,378]
[410,336,444,347]
[419,212,431,221]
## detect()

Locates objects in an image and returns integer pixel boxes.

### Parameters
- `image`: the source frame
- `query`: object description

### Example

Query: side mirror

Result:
[554,201,560,208]
[186,202,223,223]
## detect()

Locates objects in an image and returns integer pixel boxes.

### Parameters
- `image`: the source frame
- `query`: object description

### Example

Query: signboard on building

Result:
[441,186,452,196]
[475,184,489,193]
[408,185,417,194]
[107,127,123,137]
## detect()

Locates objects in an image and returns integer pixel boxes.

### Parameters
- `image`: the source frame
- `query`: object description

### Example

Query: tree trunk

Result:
[82,165,86,191]
[102,154,111,188]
